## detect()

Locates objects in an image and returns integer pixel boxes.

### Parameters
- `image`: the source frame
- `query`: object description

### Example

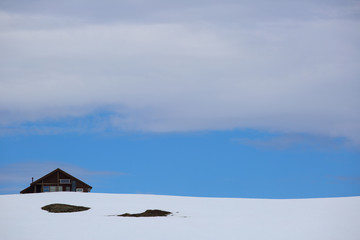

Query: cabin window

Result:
[50,186,56,192]
[76,188,83,192]
[58,186,63,191]
[43,186,49,192]
[60,179,71,184]
[65,186,70,191]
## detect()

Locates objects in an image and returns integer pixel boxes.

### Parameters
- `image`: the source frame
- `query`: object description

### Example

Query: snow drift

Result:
[1,193,359,240]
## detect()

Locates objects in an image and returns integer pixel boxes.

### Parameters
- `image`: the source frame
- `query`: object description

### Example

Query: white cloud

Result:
[0,1,359,144]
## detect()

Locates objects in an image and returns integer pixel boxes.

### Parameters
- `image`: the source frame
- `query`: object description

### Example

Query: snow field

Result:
[1,193,359,240]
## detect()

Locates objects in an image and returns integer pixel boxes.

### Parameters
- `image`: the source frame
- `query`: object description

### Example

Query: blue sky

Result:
[0,0,359,198]
[1,127,359,198]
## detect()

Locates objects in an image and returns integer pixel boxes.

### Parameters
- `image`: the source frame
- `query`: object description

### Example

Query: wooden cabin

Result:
[20,168,92,194]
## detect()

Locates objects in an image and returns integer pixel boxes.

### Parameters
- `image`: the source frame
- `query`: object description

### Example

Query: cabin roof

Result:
[20,168,92,193]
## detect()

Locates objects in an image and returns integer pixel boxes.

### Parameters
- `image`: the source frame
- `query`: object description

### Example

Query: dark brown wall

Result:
[20,170,91,193]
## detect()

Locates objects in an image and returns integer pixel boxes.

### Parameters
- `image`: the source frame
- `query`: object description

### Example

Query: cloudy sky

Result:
[0,0,359,197]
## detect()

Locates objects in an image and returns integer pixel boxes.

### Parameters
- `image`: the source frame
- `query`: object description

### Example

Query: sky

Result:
[0,0,359,198]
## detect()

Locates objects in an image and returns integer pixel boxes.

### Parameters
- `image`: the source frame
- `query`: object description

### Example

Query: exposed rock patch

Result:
[118,209,172,217]
[42,203,90,213]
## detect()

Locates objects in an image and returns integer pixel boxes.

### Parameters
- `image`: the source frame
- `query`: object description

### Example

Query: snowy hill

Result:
[1,193,359,240]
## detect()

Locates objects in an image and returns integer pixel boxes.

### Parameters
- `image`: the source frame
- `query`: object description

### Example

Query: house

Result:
[20,168,92,194]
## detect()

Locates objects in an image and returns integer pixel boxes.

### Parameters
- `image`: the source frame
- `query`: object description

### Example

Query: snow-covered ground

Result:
[1,193,359,240]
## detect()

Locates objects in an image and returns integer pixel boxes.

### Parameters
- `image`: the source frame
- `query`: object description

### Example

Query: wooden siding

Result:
[20,168,92,194]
